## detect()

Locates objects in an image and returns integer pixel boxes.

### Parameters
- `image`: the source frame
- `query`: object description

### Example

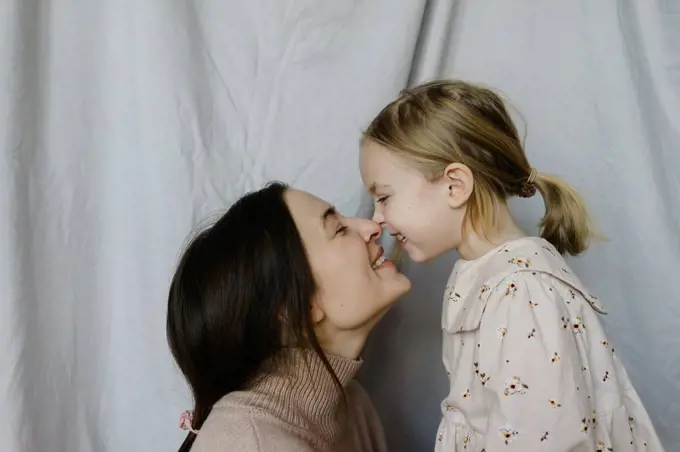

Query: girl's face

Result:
[360,140,466,263]
[285,189,411,335]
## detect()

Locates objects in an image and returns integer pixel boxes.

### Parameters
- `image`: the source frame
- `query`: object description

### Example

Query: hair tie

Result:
[179,410,199,435]
[519,168,538,198]
[526,167,537,184]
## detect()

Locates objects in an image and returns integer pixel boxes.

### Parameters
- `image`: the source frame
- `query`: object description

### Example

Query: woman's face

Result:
[285,189,411,335]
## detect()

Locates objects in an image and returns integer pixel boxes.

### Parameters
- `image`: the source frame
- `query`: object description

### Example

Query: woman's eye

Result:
[376,196,389,204]
[335,225,349,236]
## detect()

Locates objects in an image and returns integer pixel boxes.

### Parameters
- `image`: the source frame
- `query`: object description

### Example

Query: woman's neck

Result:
[456,204,526,261]
[315,308,388,360]
[319,330,368,360]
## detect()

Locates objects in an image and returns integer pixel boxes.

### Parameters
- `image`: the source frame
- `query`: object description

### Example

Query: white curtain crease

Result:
[1,1,677,451]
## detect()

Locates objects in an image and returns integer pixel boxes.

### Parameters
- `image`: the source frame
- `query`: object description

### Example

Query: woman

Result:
[167,181,410,451]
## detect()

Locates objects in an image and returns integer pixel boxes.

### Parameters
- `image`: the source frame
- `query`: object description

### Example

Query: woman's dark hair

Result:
[167,182,341,452]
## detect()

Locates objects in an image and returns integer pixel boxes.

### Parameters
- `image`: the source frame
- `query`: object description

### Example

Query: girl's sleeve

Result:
[477,272,593,450]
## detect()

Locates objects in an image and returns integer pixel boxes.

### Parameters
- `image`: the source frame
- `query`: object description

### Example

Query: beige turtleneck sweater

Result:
[191,349,387,452]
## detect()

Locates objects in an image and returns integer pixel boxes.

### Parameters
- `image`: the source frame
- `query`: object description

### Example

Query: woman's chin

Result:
[386,273,412,301]
[398,272,412,291]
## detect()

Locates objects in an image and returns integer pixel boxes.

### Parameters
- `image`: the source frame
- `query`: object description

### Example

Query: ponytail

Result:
[534,172,593,256]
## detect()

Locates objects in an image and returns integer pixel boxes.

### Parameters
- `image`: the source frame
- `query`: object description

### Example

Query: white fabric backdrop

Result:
[0,1,677,451]
[362,1,680,450]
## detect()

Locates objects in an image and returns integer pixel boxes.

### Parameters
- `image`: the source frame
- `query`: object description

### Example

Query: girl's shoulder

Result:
[484,238,605,313]
[450,238,561,288]
[443,238,605,334]
[448,237,605,313]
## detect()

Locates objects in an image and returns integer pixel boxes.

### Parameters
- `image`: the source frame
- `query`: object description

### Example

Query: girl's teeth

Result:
[372,255,387,269]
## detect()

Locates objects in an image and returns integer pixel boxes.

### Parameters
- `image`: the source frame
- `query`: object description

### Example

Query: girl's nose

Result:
[345,217,382,242]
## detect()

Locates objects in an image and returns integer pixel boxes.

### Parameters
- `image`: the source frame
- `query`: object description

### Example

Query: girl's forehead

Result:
[362,142,419,178]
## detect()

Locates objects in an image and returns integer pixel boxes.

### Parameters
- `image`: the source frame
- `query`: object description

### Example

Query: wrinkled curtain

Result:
[1,1,677,451]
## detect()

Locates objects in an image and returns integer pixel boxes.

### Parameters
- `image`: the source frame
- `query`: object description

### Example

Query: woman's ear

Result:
[310,302,325,324]
[441,163,474,209]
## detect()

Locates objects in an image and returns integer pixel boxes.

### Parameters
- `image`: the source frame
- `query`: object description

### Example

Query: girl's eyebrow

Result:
[368,183,390,195]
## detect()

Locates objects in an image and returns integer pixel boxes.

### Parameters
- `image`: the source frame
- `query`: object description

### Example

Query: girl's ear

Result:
[441,163,474,208]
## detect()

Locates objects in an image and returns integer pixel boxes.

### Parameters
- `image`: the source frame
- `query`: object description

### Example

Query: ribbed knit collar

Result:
[225,348,362,444]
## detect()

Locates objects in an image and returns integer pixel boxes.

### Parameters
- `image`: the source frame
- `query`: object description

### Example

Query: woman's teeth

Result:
[372,255,387,269]
[397,234,408,244]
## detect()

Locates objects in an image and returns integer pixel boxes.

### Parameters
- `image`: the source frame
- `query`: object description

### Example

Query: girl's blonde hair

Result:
[363,79,593,256]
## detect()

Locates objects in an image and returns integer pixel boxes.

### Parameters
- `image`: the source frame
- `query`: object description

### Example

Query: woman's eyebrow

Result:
[321,206,338,228]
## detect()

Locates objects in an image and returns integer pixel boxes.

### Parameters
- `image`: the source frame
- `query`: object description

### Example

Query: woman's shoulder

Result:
[190,402,257,450]
[345,379,369,400]
[192,381,384,451]
[344,380,379,417]
[193,399,315,451]
[342,380,389,451]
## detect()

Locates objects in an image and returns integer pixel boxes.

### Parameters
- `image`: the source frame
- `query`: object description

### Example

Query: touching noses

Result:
[371,207,385,225]
[363,220,382,243]
[346,217,382,242]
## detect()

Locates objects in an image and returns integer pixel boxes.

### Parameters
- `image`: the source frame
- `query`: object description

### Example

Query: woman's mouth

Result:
[371,247,393,270]
[372,254,387,269]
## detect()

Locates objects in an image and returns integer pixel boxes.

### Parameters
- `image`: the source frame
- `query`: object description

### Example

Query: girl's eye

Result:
[376,196,389,204]
[335,225,349,236]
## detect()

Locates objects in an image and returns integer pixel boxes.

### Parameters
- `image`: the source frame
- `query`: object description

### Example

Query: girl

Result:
[167,182,410,451]
[360,80,664,451]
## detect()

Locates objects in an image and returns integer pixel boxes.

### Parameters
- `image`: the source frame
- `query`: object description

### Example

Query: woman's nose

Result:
[371,209,384,224]
[345,217,382,242]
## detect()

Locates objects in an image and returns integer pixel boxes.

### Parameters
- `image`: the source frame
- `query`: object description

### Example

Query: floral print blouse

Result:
[436,237,664,451]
